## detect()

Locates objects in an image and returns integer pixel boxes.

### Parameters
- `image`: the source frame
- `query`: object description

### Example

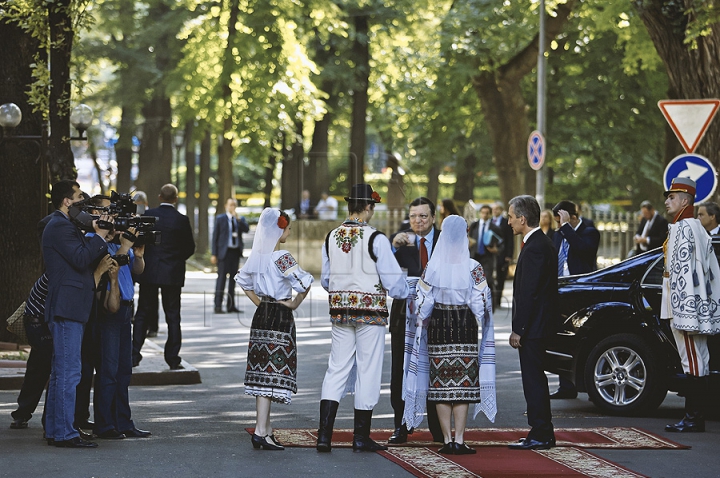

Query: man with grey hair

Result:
[506,195,558,450]
[633,200,668,255]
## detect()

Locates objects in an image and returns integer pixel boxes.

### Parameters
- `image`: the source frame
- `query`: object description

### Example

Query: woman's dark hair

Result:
[441,198,460,217]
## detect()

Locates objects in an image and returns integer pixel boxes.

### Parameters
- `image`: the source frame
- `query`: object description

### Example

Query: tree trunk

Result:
[184,121,197,233]
[281,123,305,210]
[216,0,242,205]
[115,105,135,193]
[47,0,76,183]
[136,94,172,207]
[424,164,440,205]
[0,20,46,337]
[471,0,576,204]
[635,1,720,177]
[453,153,478,203]
[348,14,370,188]
[197,128,212,255]
[264,153,278,209]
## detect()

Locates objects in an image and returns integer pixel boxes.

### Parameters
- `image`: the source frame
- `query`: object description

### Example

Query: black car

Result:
[545,246,719,415]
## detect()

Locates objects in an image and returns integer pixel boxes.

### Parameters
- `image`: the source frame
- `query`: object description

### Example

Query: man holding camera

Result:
[42,180,110,448]
[86,195,151,439]
[133,184,195,369]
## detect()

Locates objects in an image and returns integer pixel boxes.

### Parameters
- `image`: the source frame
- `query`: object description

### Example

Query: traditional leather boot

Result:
[316,400,339,452]
[666,376,706,432]
[352,409,388,452]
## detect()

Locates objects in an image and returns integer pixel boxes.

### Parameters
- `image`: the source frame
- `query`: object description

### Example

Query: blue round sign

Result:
[663,153,717,204]
[527,131,545,171]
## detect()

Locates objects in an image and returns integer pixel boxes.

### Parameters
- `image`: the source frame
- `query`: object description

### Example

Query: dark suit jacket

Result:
[212,213,249,260]
[388,227,440,330]
[42,211,108,324]
[468,219,503,258]
[493,215,515,260]
[553,220,600,275]
[512,229,559,339]
[634,213,669,253]
[136,205,195,287]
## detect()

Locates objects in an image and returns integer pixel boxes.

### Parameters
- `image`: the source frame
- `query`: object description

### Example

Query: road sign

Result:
[527,130,545,171]
[658,99,720,153]
[663,153,718,204]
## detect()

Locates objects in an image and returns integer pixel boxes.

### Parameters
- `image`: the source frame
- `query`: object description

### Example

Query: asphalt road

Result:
[1,272,718,477]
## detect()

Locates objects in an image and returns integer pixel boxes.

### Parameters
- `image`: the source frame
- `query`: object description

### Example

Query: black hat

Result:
[344,183,382,203]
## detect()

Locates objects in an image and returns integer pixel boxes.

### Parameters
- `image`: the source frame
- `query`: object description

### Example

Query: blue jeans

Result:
[46,319,84,441]
[94,304,134,434]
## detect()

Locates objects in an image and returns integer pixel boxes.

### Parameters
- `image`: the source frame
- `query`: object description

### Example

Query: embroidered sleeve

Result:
[274,252,299,276]
[471,263,488,290]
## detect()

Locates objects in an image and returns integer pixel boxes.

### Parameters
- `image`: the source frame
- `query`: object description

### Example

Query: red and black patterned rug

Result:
[245,427,689,450]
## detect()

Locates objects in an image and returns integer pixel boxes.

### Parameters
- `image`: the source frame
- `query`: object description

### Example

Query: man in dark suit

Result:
[132,184,195,369]
[633,200,669,255]
[550,200,600,399]
[507,195,558,450]
[387,197,442,444]
[42,180,109,448]
[211,198,249,313]
[491,202,514,310]
[468,204,503,292]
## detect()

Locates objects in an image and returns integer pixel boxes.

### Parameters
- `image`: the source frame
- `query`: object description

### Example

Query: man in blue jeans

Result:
[89,196,151,440]
[42,180,109,448]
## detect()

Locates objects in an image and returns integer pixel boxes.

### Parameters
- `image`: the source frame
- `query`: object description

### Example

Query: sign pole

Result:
[535,0,547,208]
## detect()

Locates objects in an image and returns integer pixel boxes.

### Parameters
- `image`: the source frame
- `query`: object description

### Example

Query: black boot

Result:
[316,400,339,452]
[352,409,388,452]
[666,376,706,432]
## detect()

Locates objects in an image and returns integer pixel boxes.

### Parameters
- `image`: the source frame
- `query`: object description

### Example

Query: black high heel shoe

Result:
[251,433,284,450]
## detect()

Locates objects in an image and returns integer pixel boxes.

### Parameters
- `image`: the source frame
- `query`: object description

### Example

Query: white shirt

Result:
[559,219,583,277]
[639,212,657,251]
[235,250,313,299]
[316,196,339,220]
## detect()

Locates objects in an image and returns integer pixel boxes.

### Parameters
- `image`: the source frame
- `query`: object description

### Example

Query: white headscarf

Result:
[422,215,471,291]
[241,208,286,274]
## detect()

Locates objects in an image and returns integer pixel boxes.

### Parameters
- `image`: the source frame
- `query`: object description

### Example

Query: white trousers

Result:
[321,323,386,410]
[672,326,710,377]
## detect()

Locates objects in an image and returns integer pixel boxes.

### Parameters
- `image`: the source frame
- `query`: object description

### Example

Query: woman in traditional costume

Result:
[235,208,313,450]
[405,215,496,455]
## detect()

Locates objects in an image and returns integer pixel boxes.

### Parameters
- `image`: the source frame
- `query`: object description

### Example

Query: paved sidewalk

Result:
[0,273,718,478]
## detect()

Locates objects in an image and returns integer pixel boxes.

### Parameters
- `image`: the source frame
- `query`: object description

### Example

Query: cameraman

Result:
[87,195,151,439]
[42,180,111,448]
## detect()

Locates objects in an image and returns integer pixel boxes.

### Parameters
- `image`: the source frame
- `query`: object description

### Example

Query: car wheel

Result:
[584,333,667,416]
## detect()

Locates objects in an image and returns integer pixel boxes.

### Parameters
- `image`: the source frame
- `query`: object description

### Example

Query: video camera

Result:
[68,190,161,246]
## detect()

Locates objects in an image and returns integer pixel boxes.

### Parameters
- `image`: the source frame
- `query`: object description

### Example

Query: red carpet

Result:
[379,446,649,478]
[245,427,688,450]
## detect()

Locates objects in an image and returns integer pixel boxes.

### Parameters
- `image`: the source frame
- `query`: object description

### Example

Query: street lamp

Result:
[174,128,185,193]
[0,102,94,216]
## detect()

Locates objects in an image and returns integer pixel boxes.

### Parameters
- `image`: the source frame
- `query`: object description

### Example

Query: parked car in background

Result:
[545,246,719,415]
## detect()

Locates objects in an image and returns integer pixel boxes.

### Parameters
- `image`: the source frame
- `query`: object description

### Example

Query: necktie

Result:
[558,239,568,276]
[420,237,428,270]
[231,217,238,248]
[477,222,486,255]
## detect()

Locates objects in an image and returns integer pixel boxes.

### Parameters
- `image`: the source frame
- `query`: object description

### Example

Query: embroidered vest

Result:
[327,223,388,325]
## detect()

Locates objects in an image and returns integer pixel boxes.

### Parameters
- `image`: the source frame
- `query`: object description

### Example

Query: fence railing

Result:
[584,210,641,268]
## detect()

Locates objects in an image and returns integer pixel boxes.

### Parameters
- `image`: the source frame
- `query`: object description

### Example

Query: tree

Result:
[635,1,720,178]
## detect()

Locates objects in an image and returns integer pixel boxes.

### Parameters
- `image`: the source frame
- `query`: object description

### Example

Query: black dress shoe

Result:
[214,308,225,314]
[388,426,408,444]
[75,420,95,430]
[508,437,556,450]
[453,442,477,455]
[169,363,184,370]
[54,437,98,448]
[549,388,578,399]
[96,429,125,439]
[10,418,29,429]
[227,307,242,313]
[79,429,94,440]
[438,442,455,454]
[121,427,152,438]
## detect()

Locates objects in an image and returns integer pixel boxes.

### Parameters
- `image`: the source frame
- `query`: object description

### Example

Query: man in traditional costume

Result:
[316,184,410,453]
[662,177,720,432]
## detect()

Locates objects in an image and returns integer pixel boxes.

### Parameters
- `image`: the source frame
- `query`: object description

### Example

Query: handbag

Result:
[6,301,29,345]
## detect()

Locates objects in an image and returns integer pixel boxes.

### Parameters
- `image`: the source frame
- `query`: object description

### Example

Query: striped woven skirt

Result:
[244,299,297,404]
[426,303,480,403]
